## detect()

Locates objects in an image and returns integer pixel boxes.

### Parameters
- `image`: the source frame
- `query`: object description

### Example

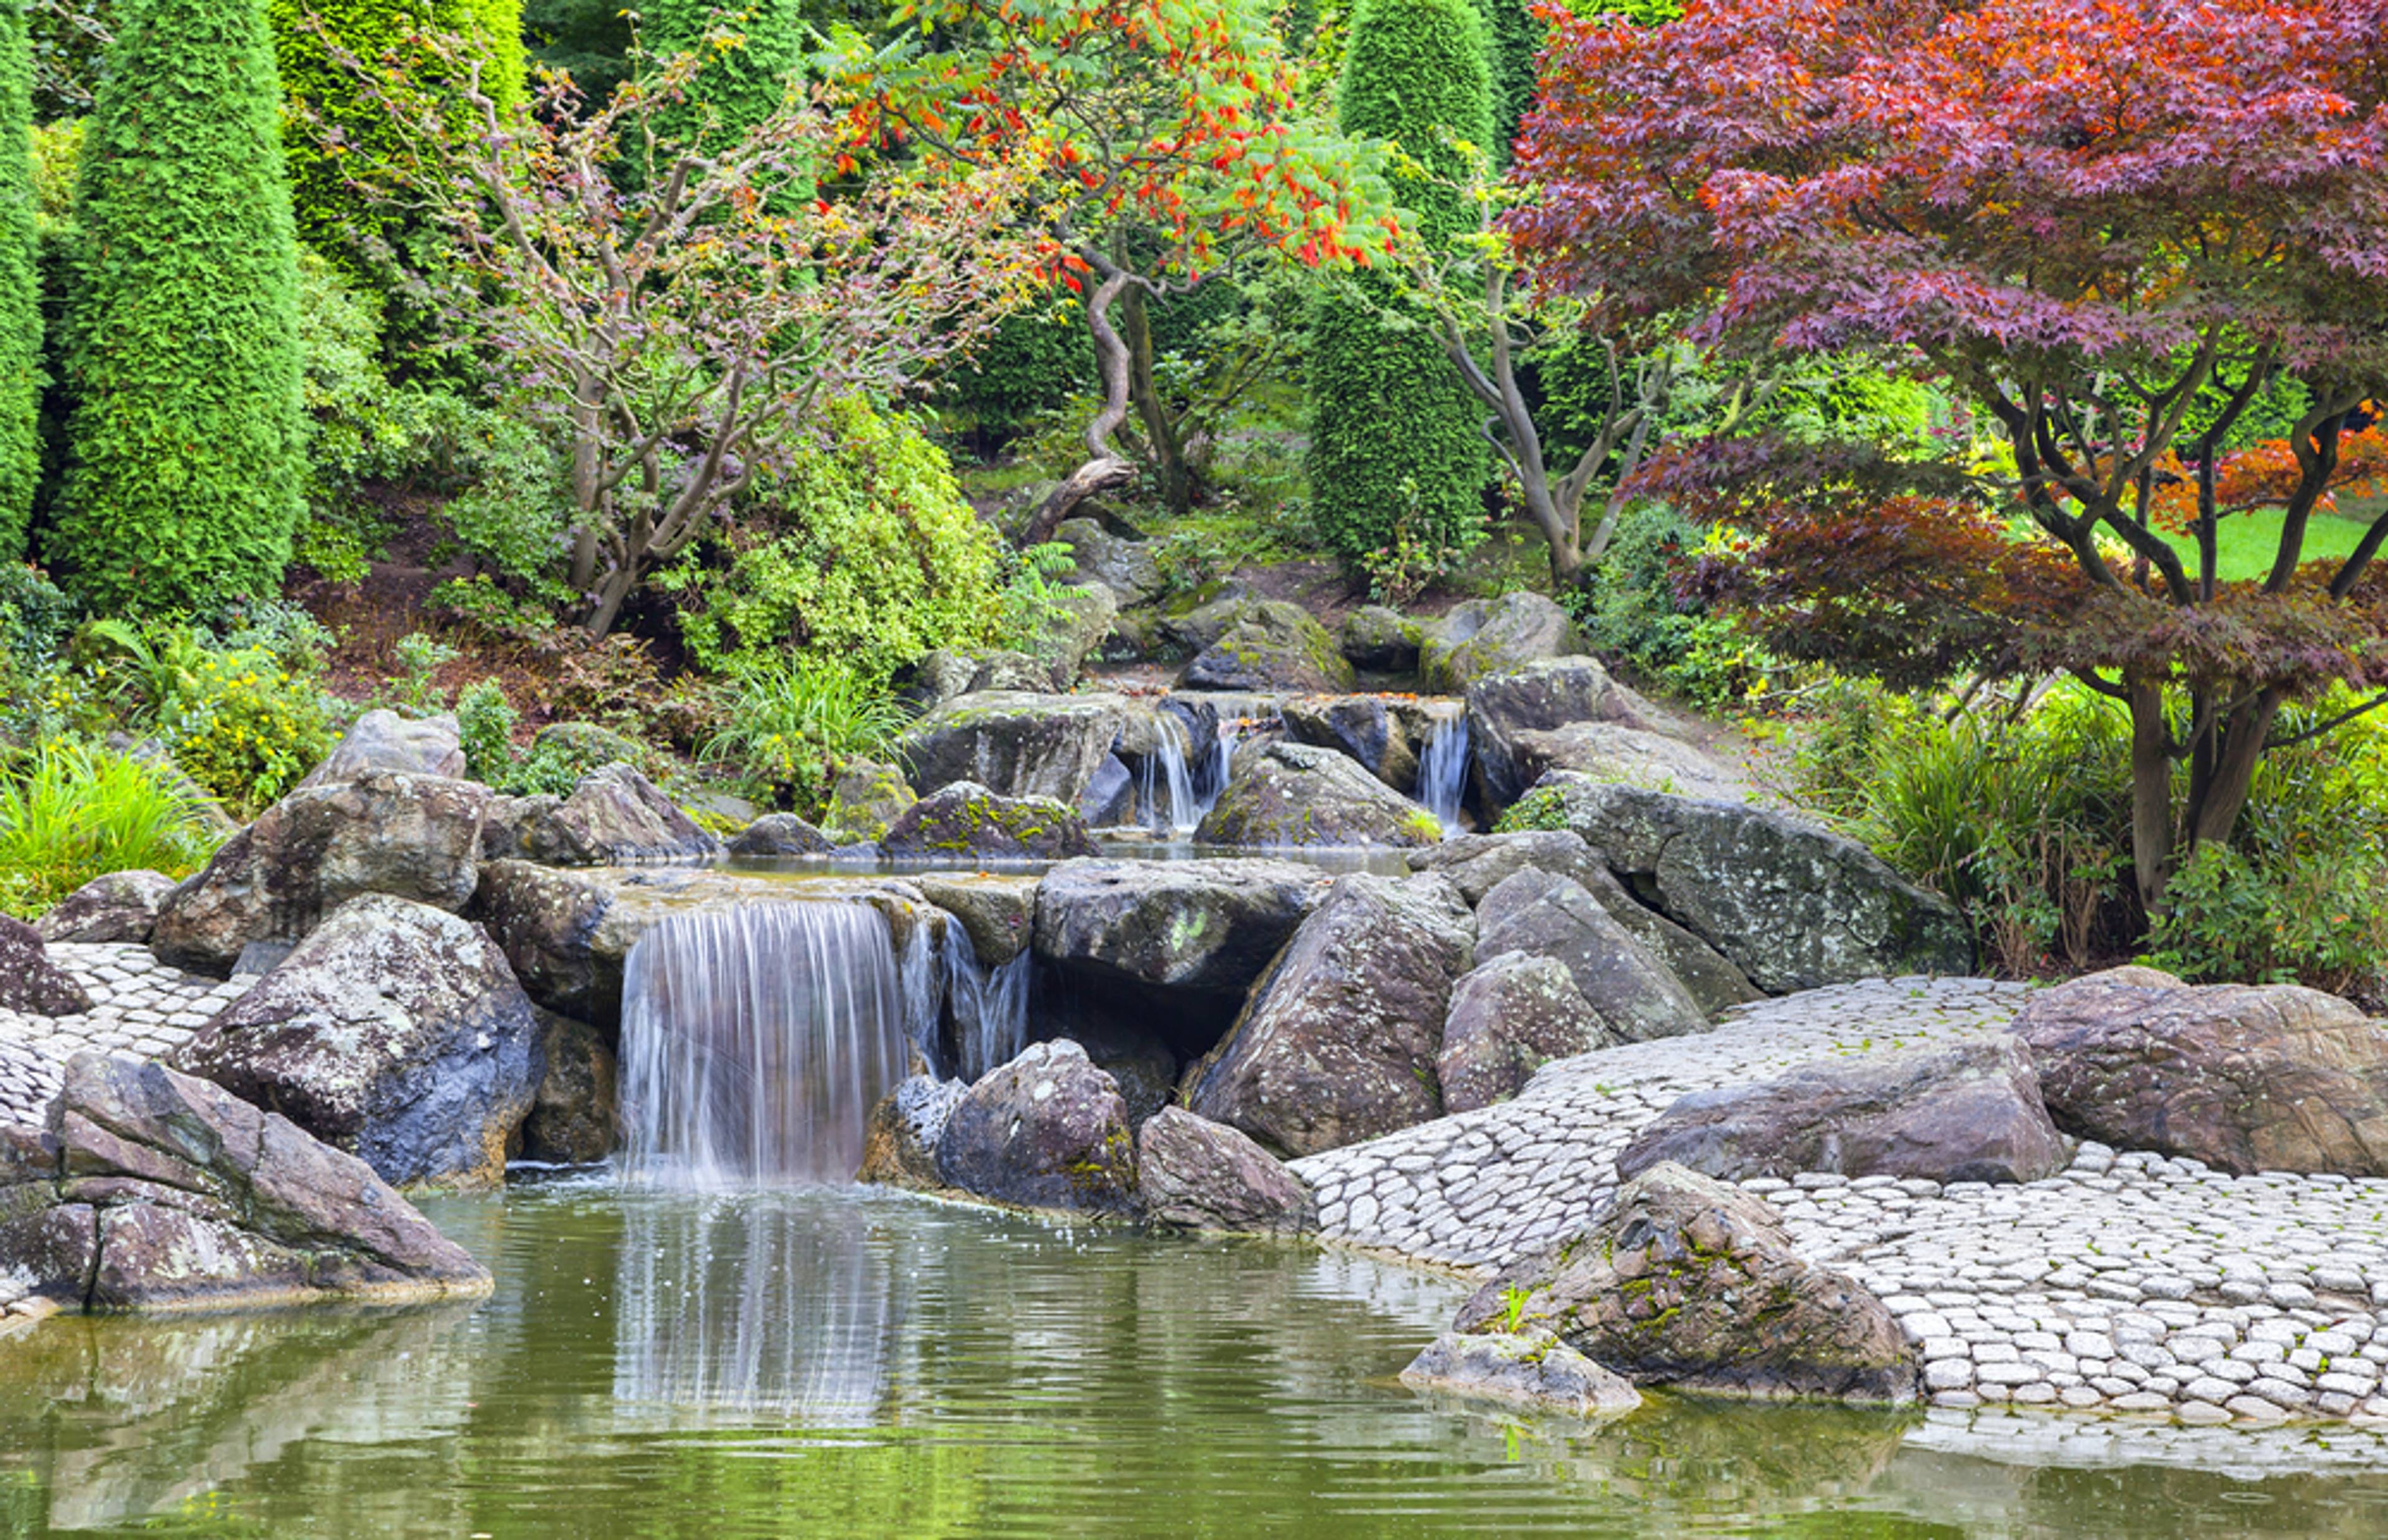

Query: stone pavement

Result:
[0,943,239,1131]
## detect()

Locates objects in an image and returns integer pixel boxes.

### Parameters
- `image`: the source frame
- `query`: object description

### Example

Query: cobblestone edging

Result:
[1290,978,2388,1428]
[0,943,238,1129]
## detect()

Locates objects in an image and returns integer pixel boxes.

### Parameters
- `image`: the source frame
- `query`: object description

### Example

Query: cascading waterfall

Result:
[942,921,1030,1082]
[1144,712,1202,836]
[1415,711,1470,837]
[618,902,911,1188]
[1193,718,1239,827]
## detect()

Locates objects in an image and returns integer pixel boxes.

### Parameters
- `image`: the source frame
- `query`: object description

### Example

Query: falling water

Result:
[1415,712,1471,837]
[1144,713,1202,836]
[897,918,940,1066]
[1193,719,1239,826]
[618,902,912,1188]
[942,922,1031,1082]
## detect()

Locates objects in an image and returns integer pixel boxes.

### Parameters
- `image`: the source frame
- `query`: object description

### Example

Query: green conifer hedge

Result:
[644,0,805,145]
[55,0,307,611]
[0,0,41,559]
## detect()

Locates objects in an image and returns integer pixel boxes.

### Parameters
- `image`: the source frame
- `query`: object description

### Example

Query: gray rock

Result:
[150,772,491,975]
[296,709,465,790]
[1178,600,1356,694]
[1464,656,1650,809]
[915,873,1038,966]
[859,1074,968,1189]
[0,917,92,1015]
[1055,517,1165,606]
[519,1008,619,1164]
[1280,693,1432,791]
[898,689,1144,805]
[1032,857,1328,998]
[1440,952,1614,1112]
[821,758,917,844]
[1159,584,1255,655]
[1340,605,1423,673]
[1422,592,1580,693]
[466,860,638,1026]
[1533,777,1975,992]
[881,780,1098,860]
[1136,1107,1314,1233]
[511,763,723,865]
[1042,583,1118,681]
[1184,874,1474,1156]
[1476,869,1706,1042]
[2016,967,2388,1177]
[2,1052,489,1311]
[1076,752,1136,826]
[906,648,1074,710]
[172,894,543,1191]
[1400,1330,1642,1417]
[935,1040,1139,1215]
[34,869,177,945]
[727,813,835,858]
[1060,1019,1179,1130]
[1616,1038,2067,1185]
[1506,721,1749,805]
[1457,1162,1920,1404]
[1194,741,1444,848]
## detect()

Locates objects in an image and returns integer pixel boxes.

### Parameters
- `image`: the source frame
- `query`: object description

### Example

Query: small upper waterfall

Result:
[1415,711,1470,837]
[942,921,1030,1082]
[1192,717,1239,828]
[1141,711,1203,836]
[618,902,912,1188]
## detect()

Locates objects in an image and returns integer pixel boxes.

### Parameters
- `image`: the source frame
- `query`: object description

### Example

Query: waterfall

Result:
[1193,719,1238,828]
[942,922,1030,1082]
[1415,712,1470,837]
[618,902,912,1188]
[897,919,940,1066]
[1145,713,1201,836]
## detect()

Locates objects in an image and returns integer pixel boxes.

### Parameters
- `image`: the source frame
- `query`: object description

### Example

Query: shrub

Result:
[701,655,913,811]
[642,0,804,148]
[1465,0,1541,154]
[81,615,343,815]
[0,561,73,671]
[0,740,222,919]
[0,4,38,561]
[55,0,307,613]
[1306,0,1491,568]
[938,300,1093,451]
[454,678,518,783]
[291,252,419,582]
[660,398,1006,683]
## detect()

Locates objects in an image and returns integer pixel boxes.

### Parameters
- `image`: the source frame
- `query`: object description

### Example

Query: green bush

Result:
[0,3,39,562]
[1306,0,1491,569]
[644,0,804,149]
[1465,0,1541,154]
[0,560,72,671]
[267,0,525,269]
[940,300,1093,450]
[660,397,1006,683]
[701,655,912,812]
[55,0,307,613]
[0,740,223,919]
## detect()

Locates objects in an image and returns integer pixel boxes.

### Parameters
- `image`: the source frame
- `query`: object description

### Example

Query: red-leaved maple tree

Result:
[1521,0,2388,910]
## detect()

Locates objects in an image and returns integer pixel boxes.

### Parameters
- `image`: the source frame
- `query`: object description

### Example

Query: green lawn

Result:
[2160,507,2376,582]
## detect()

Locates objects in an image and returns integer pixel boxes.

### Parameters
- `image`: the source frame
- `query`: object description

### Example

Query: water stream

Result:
[1415,709,1470,836]
[943,920,1031,1082]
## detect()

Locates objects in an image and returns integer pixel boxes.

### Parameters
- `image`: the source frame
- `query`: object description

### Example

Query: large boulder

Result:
[519,1009,619,1165]
[1178,600,1356,694]
[1042,583,1118,680]
[1339,605,1423,673]
[34,869,177,945]
[1421,592,1580,693]
[879,781,1098,860]
[1439,952,1614,1113]
[915,873,1038,966]
[1159,583,1255,655]
[1616,1039,2067,1186]
[1475,869,1707,1041]
[1136,1106,1315,1233]
[171,894,544,1191]
[1506,721,1751,806]
[1400,1330,1642,1418]
[726,813,835,859]
[1463,656,1650,809]
[897,690,1141,805]
[1532,777,1974,993]
[1054,517,1165,606]
[296,709,465,790]
[150,771,491,976]
[1456,1163,1920,1404]
[0,918,92,1015]
[858,1074,968,1189]
[1280,693,1436,792]
[933,1040,1139,1214]
[1032,856,1328,1003]
[2,1053,489,1311]
[509,763,722,866]
[821,757,917,844]
[906,648,1072,709]
[1194,741,1443,848]
[2015,967,2388,1177]
[1183,874,1474,1156]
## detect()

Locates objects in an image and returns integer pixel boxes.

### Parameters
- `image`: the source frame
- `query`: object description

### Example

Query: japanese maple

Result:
[1522,0,2388,909]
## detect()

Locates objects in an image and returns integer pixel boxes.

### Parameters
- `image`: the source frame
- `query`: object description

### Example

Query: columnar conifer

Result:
[0,0,40,558]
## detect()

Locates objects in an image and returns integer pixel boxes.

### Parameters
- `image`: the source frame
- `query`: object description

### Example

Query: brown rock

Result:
[1475,869,1706,1042]
[33,870,177,946]
[1136,1107,1314,1233]
[519,1009,619,1164]
[0,916,92,1015]
[1439,952,1614,1112]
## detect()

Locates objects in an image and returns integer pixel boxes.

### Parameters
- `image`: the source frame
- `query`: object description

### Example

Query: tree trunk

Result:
[2187,689,2282,853]
[585,561,635,640]
[1020,267,1138,547]
[1122,285,1194,516]
[2126,680,2175,916]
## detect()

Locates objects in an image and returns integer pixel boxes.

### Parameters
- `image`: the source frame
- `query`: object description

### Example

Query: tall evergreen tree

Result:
[54,0,305,610]
[268,0,526,267]
[644,0,805,147]
[1466,0,1542,156]
[1306,0,1492,570]
[0,0,41,558]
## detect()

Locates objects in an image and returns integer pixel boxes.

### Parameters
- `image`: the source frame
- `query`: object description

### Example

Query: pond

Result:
[4,1179,2387,1538]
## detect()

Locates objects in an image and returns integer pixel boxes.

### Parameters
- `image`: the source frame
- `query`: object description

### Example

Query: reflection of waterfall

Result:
[1415,712,1469,837]
[614,1196,899,1426]
[1143,714,1202,836]
[618,903,911,1187]
[943,921,1031,1082]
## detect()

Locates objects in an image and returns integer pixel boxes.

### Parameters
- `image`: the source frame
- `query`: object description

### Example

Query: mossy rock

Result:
[880,780,1097,860]
[1178,600,1355,694]
[821,756,917,844]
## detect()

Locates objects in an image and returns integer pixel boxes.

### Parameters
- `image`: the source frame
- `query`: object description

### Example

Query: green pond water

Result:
[4,1178,2387,1538]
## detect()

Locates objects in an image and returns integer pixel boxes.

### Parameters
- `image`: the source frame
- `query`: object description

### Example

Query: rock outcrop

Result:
[296,709,466,790]
[1463,656,1649,808]
[898,689,1142,806]
[519,1010,619,1164]
[1400,1330,1642,1418]
[34,870,177,946]
[1194,741,1443,848]
[1032,857,1327,999]
[934,1040,1139,1215]
[821,758,917,844]
[1616,1039,2067,1186]
[859,1074,968,1189]
[1280,693,1440,792]
[1474,869,1708,1042]
[1338,605,1423,673]
[1184,874,1473,1156]
[506,763,722,865]
[1532,777,1974,992]
[1,1053,490,1310]
[2015,967,2388,1177]
[149,772,491,976]
[1178,600,1356,694]
[915,874,1038,966]
[726,813,836,858]
[1136,1106,1315,1233]
[0,918,93,1016]
[880,781,1098,860]
[1457,1163,1919,1404]
[1421,592,1580,693]
[172,895,543,1191]
[1053,517,1165,606]
[1438,952,1613,1113]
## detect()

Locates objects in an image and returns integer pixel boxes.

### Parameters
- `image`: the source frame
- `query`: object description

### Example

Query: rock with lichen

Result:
[879,781,1098,860]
